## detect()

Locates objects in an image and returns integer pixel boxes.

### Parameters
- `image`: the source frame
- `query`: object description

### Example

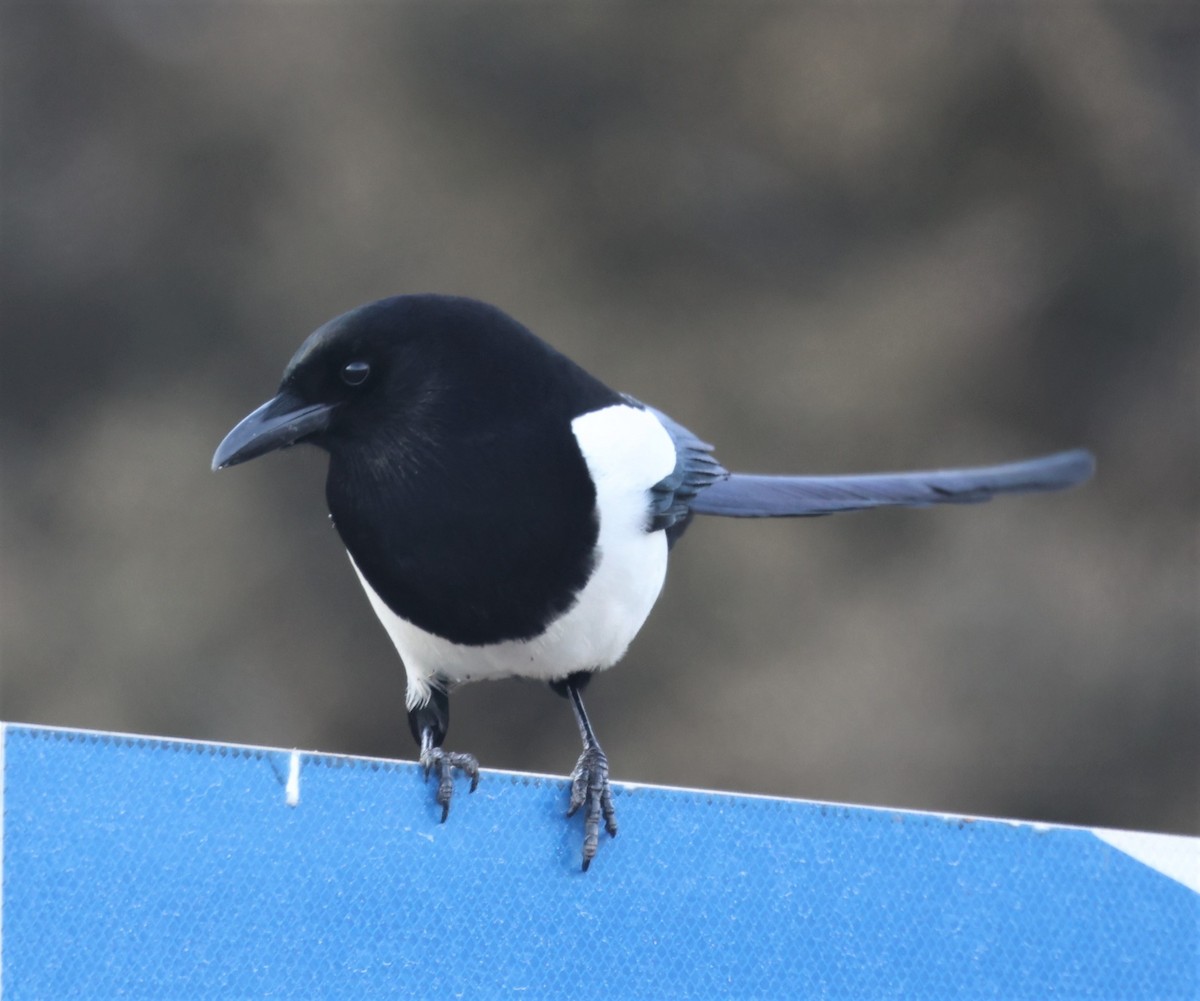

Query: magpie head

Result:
[212,294,548,472]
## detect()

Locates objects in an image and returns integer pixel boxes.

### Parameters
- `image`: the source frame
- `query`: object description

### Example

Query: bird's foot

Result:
[567,744,618,871]
[420,744,480,823]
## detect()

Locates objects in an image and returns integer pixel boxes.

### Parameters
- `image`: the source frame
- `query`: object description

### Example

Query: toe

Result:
[601,785,618,838]
[565,747,618,869]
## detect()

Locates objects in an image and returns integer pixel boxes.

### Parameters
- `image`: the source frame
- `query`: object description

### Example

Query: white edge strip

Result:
[285,749,301,807]
[1093,829,1200,894]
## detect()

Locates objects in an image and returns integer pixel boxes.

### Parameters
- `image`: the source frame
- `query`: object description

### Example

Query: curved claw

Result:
[420,745,480,823]
[568,746,618,871]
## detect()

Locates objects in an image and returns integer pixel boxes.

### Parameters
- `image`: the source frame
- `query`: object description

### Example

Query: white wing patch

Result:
[351,403,678,709]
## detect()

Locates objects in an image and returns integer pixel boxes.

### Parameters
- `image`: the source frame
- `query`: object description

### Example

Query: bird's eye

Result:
[341,361,370,386]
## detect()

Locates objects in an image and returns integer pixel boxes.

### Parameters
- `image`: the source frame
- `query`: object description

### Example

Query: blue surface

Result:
[2,723,1196,998]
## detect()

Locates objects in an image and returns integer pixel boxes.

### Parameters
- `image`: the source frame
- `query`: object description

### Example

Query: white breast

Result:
[350,403,678,709]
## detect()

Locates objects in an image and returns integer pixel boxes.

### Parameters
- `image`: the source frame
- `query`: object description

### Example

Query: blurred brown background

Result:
[2,2,1196,835]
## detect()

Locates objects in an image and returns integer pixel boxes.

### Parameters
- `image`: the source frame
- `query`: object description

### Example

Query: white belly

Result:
[350,403,677,709]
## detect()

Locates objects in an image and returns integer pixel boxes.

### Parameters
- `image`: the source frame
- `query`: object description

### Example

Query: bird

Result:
[212,293,1094,870]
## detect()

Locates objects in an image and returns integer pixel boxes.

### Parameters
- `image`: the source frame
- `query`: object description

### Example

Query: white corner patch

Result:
[1093,828,1200,894]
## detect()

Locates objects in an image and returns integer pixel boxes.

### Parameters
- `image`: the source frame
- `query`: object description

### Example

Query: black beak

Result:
[212,391,336,471]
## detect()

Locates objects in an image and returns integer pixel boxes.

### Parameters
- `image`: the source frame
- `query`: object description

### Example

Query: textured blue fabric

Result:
[2,723,1196,998]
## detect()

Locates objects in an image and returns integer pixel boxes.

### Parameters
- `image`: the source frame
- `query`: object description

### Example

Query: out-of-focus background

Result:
[2,3,1196,835]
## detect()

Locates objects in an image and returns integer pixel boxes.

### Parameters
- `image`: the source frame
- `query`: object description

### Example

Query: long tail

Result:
[689,449,1095,518]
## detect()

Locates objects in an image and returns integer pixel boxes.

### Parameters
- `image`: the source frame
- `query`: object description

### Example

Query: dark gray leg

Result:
[558,674,618,871]
[407,688,479,823]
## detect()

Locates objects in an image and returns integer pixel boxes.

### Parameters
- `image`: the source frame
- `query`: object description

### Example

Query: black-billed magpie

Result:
[213,294,1094,870]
